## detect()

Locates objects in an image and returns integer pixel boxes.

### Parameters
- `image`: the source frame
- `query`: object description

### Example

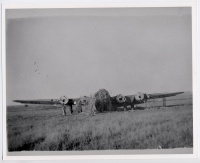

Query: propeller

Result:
[116,94,126,103]
[59,96,69,105]
[79,96,89,106]
[134,92,145,102]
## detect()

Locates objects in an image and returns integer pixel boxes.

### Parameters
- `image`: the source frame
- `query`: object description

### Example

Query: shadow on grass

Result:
[8,137,45,152]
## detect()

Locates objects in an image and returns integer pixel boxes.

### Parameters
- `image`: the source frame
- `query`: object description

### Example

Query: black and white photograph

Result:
[3,4,197,159]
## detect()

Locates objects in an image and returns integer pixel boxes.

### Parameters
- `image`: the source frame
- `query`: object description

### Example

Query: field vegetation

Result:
[7,96,193,151]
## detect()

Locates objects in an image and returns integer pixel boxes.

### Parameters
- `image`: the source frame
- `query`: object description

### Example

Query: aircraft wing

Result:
[147,92,184,99]
[13,98,80,105]
[13,99,61,105]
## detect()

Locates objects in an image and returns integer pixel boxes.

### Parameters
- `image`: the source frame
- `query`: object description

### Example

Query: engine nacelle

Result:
[116,94,126,103]
[59,96,69,105]
[134,92,147,103]
[79,96,90,106]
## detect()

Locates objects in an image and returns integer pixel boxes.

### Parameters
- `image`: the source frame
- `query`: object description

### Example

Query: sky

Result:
[6,7,192,105]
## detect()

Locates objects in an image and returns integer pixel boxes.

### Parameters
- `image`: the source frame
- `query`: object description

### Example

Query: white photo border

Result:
[1,1,199,160]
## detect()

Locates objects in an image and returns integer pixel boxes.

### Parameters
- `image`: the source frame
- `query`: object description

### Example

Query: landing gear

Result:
[61,105,73,116]
[123,104,127,111]
[130,103,135,112]
[69,105,73,114]
[62,106,67,116]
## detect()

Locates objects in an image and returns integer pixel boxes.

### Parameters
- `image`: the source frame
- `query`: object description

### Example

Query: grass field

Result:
[7,93,193,151]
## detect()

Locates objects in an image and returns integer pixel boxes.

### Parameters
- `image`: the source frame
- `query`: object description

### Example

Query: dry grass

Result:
[7,99,193,151]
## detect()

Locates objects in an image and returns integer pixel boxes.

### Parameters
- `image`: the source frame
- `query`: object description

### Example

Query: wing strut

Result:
[163,97,166,107]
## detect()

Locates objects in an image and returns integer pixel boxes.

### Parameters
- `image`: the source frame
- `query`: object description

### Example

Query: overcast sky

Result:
[6,7,192,105]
